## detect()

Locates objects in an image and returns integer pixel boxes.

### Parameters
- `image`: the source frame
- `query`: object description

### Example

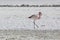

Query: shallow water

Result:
[0,7,60,30]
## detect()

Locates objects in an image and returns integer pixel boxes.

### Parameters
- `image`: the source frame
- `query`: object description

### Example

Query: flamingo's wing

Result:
[28,15,35,18]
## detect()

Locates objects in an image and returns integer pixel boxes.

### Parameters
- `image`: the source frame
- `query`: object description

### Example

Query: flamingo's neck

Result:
[38,15,40,19]
[38,12,42,19]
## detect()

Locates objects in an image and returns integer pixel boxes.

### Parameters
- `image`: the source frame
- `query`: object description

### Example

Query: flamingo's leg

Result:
[33,20,35,29]
[35,23,39,28]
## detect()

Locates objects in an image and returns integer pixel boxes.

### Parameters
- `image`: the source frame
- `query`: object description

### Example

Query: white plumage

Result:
[28,12,42,29]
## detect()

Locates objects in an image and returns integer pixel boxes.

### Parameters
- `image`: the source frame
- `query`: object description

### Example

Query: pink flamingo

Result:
[28,12,42,29]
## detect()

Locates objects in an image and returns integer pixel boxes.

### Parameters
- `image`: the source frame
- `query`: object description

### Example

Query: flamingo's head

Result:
[39,12,42,16]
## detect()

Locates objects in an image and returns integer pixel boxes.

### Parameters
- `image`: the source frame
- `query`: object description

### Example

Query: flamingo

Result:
[28,12,42,29]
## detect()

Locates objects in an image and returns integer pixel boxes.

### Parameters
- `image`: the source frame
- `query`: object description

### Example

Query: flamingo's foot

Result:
[34,27,35,29]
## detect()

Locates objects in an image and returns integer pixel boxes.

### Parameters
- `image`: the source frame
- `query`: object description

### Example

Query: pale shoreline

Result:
[0,30,60,40]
